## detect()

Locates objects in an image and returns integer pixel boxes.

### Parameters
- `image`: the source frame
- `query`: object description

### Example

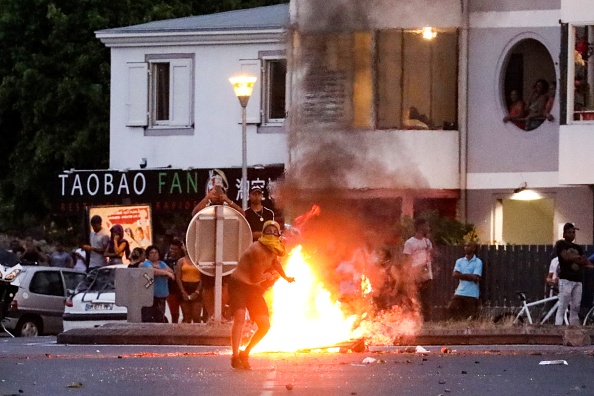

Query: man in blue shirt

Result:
[447,241,483,320]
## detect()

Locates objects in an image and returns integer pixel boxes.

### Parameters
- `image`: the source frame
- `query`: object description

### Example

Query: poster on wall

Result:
[89,205,152,252]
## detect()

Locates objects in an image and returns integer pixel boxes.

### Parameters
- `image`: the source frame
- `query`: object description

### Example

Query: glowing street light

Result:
[229,75,257,210]
[422,26,437,40]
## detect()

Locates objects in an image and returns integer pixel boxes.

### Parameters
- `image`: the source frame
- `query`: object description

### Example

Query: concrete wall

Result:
[466,187,593,244]
[467,27,560,175]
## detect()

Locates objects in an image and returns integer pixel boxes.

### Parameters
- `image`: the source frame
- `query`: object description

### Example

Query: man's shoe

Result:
[231,355,243,369]
[238,351,251,370]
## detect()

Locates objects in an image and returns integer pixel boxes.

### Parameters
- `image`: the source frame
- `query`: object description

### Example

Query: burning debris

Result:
[246,205,424,353]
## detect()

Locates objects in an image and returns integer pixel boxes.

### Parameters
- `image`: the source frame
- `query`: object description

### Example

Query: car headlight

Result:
[3,268,21,281]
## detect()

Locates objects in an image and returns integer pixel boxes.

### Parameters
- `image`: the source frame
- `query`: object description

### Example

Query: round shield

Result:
[185,205,252,277]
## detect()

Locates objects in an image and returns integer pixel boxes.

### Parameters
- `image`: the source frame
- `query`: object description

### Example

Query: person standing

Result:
[83,215,109,270]
[244,186,275,241]
[191,174,244,217]
[191,174,243,321]
[555,223,592,325]
[49,242,74,268]
[104,224,130,265]
[176,250,203,323]
[141,245,175,323]
[402,218,433,321]
[447,241,483,320]
[164,238,184,323]
[229,220,294,370]
[127,247,146,268]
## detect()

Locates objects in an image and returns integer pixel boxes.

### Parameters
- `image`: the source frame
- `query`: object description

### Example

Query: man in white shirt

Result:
[403,218,433,321]
[83,215,109,270]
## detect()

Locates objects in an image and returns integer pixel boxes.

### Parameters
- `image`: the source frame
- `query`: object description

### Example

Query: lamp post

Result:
[229,75,257,210]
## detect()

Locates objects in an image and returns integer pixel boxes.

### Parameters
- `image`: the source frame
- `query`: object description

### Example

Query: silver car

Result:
[2,265,85,336]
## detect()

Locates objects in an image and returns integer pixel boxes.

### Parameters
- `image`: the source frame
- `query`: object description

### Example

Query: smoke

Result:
[270,0,434,343]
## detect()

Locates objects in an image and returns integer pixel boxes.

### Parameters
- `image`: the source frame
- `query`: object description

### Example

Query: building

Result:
[94,4,289,189]
[288,0,594,245]
[88,1,594,245]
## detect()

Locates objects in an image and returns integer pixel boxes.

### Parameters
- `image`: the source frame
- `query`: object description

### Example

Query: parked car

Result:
[1,265,86,336]
[63,264,128,330]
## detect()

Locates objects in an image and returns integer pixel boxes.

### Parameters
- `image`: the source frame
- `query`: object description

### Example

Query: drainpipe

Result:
[458,0,470,222]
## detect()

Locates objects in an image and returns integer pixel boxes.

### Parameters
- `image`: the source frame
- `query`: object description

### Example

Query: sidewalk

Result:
[56,322,594,347]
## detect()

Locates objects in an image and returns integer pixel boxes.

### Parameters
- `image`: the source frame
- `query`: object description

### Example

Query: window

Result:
[296,29,458,130]
[126,54,194,135]
[570,25,594,122]
[501,39,556,131]
[241,54,287,130]
[263,59,287,123]
[29,271,64,297]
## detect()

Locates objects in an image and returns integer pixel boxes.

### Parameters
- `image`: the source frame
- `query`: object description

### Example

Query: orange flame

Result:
[293,204,321,229]
[253,246,357,352]
[251,245,423,353]
[360,275,372,296]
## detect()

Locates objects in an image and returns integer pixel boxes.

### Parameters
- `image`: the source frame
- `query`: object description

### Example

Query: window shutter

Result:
[126,62,148,127]
[240,59,262,123]
[169,58,193,127]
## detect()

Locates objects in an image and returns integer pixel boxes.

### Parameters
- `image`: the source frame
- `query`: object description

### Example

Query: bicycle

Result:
[583,306,594,326]
[513,291,568,325]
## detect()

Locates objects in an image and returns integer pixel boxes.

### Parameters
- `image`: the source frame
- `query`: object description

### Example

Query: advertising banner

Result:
[89,205,152,252]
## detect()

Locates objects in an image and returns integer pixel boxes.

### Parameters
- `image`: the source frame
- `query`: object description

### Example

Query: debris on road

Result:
[66,382,83,388]
[539,360,568,365]
[415,346,429,354]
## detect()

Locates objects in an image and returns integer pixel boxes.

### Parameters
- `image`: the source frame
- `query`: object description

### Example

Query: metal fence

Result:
[428,244,594,320]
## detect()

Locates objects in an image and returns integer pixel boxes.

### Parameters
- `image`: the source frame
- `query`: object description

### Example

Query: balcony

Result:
[289,129,460,191]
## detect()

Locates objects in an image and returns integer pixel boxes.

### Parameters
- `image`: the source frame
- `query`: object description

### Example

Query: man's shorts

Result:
[228,277,269,317]
[201,274,230,290]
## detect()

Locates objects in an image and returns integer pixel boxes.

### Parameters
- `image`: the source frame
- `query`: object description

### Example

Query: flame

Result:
[253,246,357,352]
[293,204,321,229]
[360,275,372,296]
[249,242,423,352]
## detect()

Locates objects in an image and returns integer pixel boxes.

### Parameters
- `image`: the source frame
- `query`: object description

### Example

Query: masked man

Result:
[229,220,294,370]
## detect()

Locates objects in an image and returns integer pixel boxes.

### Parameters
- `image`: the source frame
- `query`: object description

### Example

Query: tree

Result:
[0,0,288,233]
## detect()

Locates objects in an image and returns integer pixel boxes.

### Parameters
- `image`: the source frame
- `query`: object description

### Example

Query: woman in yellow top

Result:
[176,251,202,323]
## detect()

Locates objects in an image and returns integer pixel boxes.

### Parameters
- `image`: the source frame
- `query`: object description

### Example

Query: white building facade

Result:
[96,5,289,172]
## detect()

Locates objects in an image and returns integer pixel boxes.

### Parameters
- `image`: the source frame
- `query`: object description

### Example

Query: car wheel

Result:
[16,317,42,337]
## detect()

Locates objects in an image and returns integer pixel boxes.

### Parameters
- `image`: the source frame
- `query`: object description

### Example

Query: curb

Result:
[57,323,594,347]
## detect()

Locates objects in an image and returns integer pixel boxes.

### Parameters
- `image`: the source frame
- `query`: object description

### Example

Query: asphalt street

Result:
[0,337,593,396]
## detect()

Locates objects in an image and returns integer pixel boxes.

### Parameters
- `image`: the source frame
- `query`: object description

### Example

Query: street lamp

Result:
[229,75,257,210]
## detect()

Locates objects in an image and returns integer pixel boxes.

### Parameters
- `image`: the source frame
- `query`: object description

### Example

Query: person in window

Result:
[403,106,432,130]
[503,89,527,129]
[104,224,130,265]
[525,79,549,131]
[544,81,556,122]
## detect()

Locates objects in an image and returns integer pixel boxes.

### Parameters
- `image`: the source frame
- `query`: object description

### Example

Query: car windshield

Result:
[74,268,115,295]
